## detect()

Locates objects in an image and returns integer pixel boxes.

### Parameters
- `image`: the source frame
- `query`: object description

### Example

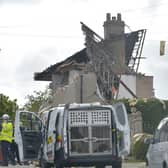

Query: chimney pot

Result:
[106,13,111,21]
[112,16,116,21]
[117,13,122,21]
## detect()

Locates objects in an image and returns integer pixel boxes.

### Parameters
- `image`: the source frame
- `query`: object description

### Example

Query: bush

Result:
[131,133,152,161]
[135,98,168,134]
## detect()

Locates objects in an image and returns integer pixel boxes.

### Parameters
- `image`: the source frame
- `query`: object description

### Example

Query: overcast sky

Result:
[0,0,168,106]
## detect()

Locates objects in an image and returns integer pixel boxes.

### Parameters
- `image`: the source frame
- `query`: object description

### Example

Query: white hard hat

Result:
[2,114,9,120]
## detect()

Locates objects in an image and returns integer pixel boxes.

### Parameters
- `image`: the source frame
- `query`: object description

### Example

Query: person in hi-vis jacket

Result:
[0,114,16,166]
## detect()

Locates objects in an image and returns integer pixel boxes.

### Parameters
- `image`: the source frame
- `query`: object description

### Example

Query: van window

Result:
[159,124,168,142]
[115,105,126,125]
[20,112,41,131]
[153,122,168,143]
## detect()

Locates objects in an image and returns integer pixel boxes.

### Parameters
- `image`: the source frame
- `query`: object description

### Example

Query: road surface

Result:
[4,162,146,168]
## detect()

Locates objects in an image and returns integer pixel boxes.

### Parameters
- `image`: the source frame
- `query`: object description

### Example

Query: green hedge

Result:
[112,98,168,134]
[131,133,152,161]
[135,98,168,134]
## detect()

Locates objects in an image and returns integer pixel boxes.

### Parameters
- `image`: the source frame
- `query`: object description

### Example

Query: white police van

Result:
[146,117,168,168]
[14,102,130,168]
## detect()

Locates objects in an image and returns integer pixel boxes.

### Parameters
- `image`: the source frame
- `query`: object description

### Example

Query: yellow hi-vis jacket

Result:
[0,122,13,143]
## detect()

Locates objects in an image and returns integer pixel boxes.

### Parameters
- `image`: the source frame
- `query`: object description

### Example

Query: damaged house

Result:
[34,13,154,108]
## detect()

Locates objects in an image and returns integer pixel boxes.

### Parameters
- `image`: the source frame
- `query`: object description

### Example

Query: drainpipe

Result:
[80,75,83,103]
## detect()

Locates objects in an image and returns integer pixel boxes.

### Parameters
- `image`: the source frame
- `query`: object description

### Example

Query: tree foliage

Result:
[135,98,168,133]
[114,98,168,134]
[23,88,51,113]
[0,93,18,120]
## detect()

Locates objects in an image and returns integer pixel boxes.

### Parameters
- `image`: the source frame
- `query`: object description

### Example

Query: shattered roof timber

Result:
[34,48,89,81]
[34,29,146,81]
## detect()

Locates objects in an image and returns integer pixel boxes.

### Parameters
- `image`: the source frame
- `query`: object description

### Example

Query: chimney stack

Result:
[103,13,126,73]
[103,13,125,40]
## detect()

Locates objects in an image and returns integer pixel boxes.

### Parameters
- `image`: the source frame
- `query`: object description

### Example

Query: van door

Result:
[45,109,58,162]
[148,120,168,167]
[112,102,130,156]
[14,111,43,162]
[68,107,112,155]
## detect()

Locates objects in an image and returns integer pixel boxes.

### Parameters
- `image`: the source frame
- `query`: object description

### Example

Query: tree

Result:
[23,88,51,113]
[135,98,168,133]
[113,98,168,134]
[0,93,18,120]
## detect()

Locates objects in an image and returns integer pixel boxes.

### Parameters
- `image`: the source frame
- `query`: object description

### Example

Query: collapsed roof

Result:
[34,48,88,81]
[34,29,145,81]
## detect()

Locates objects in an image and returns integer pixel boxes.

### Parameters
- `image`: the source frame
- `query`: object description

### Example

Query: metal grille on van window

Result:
[91,111,110,125]
[69,109,112,155]
[70,111,88,126]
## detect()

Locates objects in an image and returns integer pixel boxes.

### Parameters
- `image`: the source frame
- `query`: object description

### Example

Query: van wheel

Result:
[145,158,149,166]
[163,162,168,168]
[112,161,122,168]
[95,165,105,168]
[40,159,52,168]
[56,164,64,168]
[38,149,52,168]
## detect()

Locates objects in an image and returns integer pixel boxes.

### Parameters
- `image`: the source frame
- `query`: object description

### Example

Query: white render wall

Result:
[49,72,153,107]
[117,74,136,99]
[51,71,102,106]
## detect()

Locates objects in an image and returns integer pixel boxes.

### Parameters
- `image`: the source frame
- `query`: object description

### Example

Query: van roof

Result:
[158,117,168,130]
